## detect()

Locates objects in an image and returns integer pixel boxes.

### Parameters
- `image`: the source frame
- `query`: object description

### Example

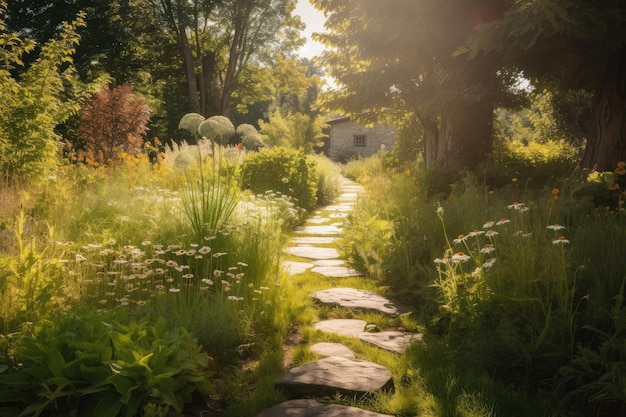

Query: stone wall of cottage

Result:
[329,120,397,161]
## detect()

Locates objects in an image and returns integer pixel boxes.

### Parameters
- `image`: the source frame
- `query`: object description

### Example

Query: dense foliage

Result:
[242,147,319,211]
[340,153,626,416]
[0,7,103,181]
[312,0,626,173]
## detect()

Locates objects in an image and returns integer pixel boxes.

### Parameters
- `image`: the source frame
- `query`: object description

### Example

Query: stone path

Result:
[256,177,422,417]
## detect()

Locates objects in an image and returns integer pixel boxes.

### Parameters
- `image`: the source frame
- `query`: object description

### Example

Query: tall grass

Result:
[181,141,242,242]
[339,156,626,415]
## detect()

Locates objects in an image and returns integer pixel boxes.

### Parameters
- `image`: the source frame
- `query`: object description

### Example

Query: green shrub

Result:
[0,10,104,181]
[342,154,385,184]
[242,147,318,211]
[0,311,214,417]
[310,154,341,206]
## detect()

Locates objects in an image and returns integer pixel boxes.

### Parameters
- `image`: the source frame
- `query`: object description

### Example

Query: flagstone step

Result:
[312,287,405,316]
[282,260,314,275]
[310,265,363,277]
[284,246,340,260]
[275,356,394,398]
[295,225,343,235]
[310,342,356,359]
[289,236,339,245]
[314,319,423,354]
[256,399,394,417]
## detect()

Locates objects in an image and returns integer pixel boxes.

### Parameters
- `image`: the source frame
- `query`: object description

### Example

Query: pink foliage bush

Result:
[78,84,150,164]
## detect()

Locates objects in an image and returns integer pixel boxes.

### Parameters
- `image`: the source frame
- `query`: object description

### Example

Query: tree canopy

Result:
[313,0,626,172]
[4,0,310,144]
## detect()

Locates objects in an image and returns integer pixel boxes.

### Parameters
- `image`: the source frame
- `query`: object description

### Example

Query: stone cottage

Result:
[326,116,397,161]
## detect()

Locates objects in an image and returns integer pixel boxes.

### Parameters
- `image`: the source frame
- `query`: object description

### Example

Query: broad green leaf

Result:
[92,393,123,417]
[47,348,67,378]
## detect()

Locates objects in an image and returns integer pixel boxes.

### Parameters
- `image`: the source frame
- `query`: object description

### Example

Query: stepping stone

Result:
[284,246,339,260]
[310,342,355,359]
[328,212,349,218]
[256,399,394,417]
[295,225,343,235]
[311,287,401,316]
[340,191,359,198]
[283,260,314,275]
[310,265,363,277]
[315,319,423,354]
[306,217,331,225]
[322,204,354,212]
[314,319,367,337]
[313,259,345,267]
[359,331,423,354]
[275,356,394,397]
[289,236,338,245]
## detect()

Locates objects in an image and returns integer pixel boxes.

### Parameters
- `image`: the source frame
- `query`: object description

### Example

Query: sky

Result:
[294,0,326,59]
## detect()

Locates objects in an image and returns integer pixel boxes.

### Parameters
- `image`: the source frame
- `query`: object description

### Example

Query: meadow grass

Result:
[0,145,340,415]
[335,155,626,416]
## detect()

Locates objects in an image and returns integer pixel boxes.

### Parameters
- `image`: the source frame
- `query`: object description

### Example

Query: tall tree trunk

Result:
[445,99,494,171]
[581,47,626,172]
[179,27,201,113]
[419,114,439,169]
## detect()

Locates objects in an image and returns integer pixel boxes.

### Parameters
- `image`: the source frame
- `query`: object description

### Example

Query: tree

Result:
[148,0,223,115]
[460,0,626,171]
[5,0,143,84]
[312,0,513,171]
[206,0,305,116]
[0,5,102,180]
[258,109,325,153]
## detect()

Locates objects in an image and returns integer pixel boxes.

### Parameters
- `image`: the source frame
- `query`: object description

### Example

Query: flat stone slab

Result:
[328,212,349,218]
[310,342,355,359]
[313,259,345,267]
[289,236,338,245]
[295,225,343,235]
[315,319,422,353]
[275,356,394,397]
[312,287,400,316]
[359,331,423,354]
[256,399,394,417]
[306,217,332,225]
[284,246,339,260]
[311,265,363,277]
[282,260,314,275]
[314,319,367,337]
[323,204,354,212]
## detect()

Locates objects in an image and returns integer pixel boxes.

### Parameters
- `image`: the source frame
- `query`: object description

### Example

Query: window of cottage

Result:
[353,134,366,148]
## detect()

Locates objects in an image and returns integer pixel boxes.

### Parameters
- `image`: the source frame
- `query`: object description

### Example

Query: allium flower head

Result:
[198,116,235,145]
[178,113,205,135]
